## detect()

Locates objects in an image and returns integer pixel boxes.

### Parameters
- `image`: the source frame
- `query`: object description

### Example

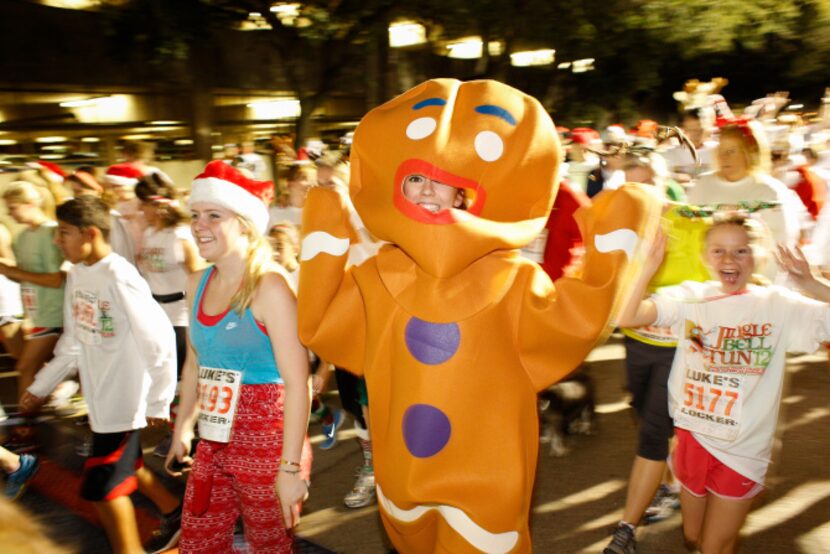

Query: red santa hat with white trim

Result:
[189,160,274,234]
[104,163,143,188]
[27,160,66,183]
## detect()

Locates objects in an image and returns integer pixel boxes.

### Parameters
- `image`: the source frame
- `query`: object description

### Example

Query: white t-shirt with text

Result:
[653,281,830,483]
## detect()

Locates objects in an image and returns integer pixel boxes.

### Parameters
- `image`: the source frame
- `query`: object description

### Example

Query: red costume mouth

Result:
[393,159,487,224]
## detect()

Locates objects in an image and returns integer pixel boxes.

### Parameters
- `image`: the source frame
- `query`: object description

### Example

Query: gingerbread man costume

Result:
[298,79,659,553]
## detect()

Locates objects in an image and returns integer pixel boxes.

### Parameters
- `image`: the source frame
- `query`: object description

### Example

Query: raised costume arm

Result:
[519,184,661,391]
[297,187,367,374]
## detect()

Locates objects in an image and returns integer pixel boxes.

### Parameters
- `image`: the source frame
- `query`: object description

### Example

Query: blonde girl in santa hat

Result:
[167,161,311,553]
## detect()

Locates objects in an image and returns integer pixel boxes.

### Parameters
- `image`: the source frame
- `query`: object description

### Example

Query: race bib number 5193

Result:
[196,367,242,443]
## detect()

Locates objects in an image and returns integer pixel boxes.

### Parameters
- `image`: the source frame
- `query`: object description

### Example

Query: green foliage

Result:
[99,0,830,135]
[624,0,804,55]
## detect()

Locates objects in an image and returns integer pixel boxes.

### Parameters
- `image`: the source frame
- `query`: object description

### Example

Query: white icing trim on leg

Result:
[377,485,520,554]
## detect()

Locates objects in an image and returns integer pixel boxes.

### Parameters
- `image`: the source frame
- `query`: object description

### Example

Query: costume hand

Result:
[276,471,309,529]
[19,391,45,413]
[164,434,194,477]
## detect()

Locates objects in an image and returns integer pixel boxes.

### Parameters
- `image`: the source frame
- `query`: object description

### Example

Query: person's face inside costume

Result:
[402,174,465,214]
[705,223,755,294]
[350,78,562,278]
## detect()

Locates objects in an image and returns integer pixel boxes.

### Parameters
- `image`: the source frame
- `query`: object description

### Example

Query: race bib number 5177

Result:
[673,368,743,441]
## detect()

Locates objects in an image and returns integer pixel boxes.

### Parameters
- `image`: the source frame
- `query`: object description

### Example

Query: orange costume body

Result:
[298,79,659,553]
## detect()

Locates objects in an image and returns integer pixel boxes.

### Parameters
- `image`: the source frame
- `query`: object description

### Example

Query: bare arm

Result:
[0,225,15,264]
[777,245,830,303]
[616,229,667,328]
[165,269,205,476]
[254,272,310,529]
[0,263,65,288]
[22,273,77,408]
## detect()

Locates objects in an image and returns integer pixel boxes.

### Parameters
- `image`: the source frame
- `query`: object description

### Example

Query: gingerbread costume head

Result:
[350,78,562,278]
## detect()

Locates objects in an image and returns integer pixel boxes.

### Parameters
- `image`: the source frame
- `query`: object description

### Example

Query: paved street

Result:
[5,335,830,553]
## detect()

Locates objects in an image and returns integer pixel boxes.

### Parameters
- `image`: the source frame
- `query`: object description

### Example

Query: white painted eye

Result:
[474,131,504,162]
[406,117,437,140]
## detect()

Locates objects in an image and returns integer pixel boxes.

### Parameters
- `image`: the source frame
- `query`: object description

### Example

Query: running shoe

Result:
[344,468,376,509]
[144,504,182,554]
[319,409,345,451]
[602,522,637,554]
[4,453,39,500]
[309,403,328,424]
[643,484,681,524]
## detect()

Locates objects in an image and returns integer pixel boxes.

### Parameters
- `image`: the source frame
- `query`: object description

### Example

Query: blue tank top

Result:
[190,267,283,384]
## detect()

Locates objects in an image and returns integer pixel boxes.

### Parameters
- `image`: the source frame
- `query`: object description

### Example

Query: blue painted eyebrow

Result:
[413,98,447,110]
[475,104,516,126]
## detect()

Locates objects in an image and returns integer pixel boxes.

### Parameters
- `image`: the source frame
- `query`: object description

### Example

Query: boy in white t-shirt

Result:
[618,213,830,554]
[20,196,182,554]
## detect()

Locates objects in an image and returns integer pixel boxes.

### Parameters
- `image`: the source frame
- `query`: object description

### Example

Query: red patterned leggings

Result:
[180,384,312,553]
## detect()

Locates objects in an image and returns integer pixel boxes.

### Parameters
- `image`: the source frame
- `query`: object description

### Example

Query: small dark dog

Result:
[538,368,596,456]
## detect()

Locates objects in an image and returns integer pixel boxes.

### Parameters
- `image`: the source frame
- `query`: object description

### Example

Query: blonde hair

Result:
[4,176,57,219]
[707,212,767,243]
[29,166,71,206]
[706,213,772,281]
[0,496,74,553]
[3,180,43,206]
[718,121,771,175]
[231,215,275,316]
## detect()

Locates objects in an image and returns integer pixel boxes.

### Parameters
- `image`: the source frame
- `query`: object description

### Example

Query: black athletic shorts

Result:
[80,430,143,502]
